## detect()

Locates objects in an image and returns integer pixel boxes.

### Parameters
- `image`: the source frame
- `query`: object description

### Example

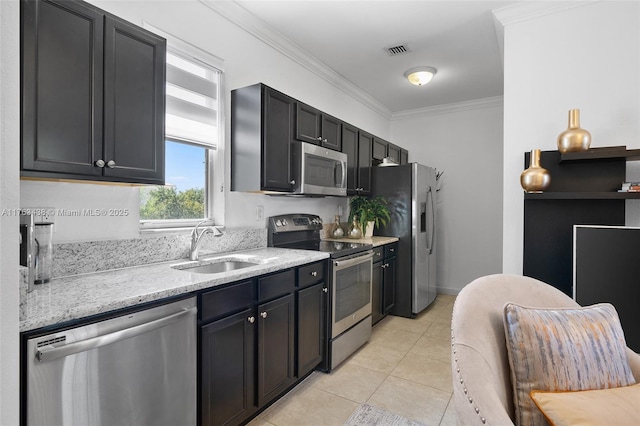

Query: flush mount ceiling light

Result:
[404,66,437,86]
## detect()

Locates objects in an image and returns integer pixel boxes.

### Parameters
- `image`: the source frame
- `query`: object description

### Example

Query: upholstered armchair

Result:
[450,274,640,425]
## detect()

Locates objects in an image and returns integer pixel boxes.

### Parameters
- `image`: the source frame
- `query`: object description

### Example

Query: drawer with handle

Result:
[297,260,325,288]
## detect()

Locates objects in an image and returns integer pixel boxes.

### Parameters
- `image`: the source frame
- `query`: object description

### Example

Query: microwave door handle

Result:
[341,159,347,189]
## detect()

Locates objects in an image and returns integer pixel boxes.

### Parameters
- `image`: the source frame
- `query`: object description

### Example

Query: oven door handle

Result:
[333,251,374,269]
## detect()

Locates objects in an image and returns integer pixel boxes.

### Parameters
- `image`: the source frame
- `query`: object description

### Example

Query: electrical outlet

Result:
[28,207,56,225]
[256,205,264,221]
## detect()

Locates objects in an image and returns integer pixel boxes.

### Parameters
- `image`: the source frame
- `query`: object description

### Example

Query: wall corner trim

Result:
[493,1,598,27]
[199,0,392,120]
[391,96,503,121]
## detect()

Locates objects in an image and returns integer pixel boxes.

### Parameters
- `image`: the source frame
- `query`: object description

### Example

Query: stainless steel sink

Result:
[173,260,259,274]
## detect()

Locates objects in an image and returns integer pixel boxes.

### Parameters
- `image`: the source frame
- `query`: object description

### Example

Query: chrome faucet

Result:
[190,221,223,261]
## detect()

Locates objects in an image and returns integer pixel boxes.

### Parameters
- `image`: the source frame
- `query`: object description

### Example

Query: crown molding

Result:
[200,0,392,120]
[492,0,598,27]
[391,96,503,121]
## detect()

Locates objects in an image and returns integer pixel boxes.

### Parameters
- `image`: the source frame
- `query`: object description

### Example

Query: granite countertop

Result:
[322,236,399,247]
[21,247,328,333]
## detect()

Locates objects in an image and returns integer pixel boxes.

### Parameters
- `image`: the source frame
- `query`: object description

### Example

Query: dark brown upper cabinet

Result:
[342,123,371,195]
[295,102,342,151]
[21,0,166,184]
[231,83,296,193]
[372,137,387,161]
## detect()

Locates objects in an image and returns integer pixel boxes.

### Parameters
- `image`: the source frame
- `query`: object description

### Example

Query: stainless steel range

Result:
[268,214,374,371]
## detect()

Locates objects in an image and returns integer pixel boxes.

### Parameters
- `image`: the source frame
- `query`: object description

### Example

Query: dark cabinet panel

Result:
[321,114,342,151]
[372,137,387,161]
[342,123,358,194]
[21,0,104,177]
[400,149,409,165]
[231,84,294,192]
[258,294,295,406]
[200,309,256,426]
[103,17,165,183]
[372,260,383,324]
[372,243,397,325]
[387,143,401,164]
[263,87,295,191]
[383,256,396,314]
[297,282,326,377]
[295,103,342,151]
[21,0,165,184]
[357,131,373,195]
[295,103,321,145]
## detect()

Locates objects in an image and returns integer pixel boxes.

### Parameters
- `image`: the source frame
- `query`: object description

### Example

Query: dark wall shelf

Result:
[523,147,638,296]
[525,191,640,200]
[560,146,640,162]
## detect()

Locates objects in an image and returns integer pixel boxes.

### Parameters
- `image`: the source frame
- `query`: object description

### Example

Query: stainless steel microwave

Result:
[291,142,347,196]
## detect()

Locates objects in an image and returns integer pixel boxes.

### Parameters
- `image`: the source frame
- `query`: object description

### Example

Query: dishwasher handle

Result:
[35,306,197,363]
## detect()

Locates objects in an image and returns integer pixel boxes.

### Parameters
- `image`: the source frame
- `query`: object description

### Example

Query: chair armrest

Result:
[627,348,640,382]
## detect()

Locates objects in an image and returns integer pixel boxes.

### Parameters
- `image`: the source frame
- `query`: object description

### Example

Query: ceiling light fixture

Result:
[404,66,437,86]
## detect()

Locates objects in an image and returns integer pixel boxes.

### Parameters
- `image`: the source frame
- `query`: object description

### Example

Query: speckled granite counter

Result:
[323,236,399,247]
[21,247,328,332]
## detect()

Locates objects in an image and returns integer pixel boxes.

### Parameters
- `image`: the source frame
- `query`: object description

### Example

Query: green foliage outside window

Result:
[140,186,205,220]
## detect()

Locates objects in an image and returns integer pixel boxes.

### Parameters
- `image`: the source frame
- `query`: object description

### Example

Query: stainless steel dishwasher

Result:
[25,296,197,426]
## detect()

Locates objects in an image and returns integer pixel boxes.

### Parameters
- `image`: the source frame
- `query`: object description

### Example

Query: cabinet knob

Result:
[95,159,105,168]
[260,311,268,319]
[316,136,323,142]
[323,287,328,293]
[323,138,328,143]
[311,271,317,277]
[290,180,296,185]
[376,252,382,257]
[248,316,255,324]
[106,160,116,168]
[390,248,395,252]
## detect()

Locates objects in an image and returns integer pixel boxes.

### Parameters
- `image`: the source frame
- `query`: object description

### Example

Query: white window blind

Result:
[165,49,220,147]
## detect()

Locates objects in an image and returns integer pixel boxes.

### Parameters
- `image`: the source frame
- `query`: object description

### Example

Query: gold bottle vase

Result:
[521,149,551,193]
[557,109,591,153]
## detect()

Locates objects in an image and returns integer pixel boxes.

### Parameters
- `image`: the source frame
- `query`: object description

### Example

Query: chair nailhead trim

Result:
[452,313,486,425]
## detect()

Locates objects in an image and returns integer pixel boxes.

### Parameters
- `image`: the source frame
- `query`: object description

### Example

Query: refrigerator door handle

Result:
[426,186,434,254]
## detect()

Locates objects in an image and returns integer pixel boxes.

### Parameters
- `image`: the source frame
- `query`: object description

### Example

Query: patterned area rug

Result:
[344,404,427,426]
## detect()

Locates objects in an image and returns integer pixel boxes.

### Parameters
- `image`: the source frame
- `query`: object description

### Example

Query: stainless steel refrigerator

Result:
[372,163,437,318]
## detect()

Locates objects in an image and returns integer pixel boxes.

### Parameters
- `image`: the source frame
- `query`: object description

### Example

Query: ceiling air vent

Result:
[386,44,409,56]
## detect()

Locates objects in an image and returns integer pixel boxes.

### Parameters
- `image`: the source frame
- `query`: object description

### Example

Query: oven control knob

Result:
[282,219,288,226]
[276,219,282,227]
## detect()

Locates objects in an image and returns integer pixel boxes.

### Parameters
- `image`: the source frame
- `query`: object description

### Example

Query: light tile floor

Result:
[249,294,457,426]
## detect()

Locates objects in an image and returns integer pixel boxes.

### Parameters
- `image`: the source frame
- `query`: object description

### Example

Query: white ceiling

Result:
[232,0,520,113]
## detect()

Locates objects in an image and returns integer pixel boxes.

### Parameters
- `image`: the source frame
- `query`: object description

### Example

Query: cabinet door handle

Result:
[95,159,105,168]
[311,271,317,277]
[260,311,268,319]
[248,316,255,324]
[106,160,116,168]
[323,287,328,293]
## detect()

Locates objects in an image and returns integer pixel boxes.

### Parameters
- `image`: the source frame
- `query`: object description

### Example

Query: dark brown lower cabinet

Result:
[257,294,295,406]
[372,243,397,325]
[297,282,326,377]
[199,260,327,426]
[200,309,255,426]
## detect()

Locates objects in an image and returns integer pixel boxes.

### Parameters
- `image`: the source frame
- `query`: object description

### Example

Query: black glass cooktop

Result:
[286,240,372,259]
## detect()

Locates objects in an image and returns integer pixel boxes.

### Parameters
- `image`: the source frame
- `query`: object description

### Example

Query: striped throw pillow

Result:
[503,303,635,426]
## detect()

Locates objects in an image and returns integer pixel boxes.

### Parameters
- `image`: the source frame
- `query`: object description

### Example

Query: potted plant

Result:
[348,195,391,238]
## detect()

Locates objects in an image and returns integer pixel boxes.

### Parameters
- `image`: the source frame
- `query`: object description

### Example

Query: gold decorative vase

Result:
[557,109,591,153]
[520,149,551,193]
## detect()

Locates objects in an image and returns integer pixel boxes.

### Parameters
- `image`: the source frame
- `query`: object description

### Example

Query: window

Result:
[140,39,223,230]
